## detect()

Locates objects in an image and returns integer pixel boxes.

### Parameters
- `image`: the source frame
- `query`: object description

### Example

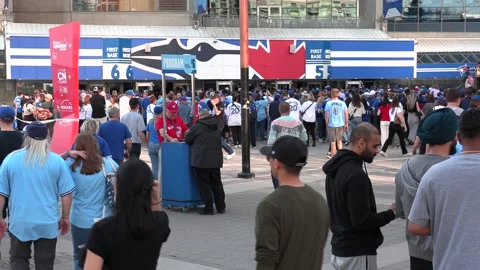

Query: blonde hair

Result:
[80,119,100,135]
[23,136,49,167]
[332,88,340,97]
[308,93,315,101]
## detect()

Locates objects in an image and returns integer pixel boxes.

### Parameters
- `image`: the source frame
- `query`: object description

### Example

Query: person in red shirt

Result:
[377,95,392,147]
[156,102,189,143]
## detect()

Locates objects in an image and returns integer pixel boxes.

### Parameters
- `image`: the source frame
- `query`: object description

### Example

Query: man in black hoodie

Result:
[323,122,396,270]
[184,109,226,215]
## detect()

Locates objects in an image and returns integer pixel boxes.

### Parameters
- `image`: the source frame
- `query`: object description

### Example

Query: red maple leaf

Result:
[248,40,305,80]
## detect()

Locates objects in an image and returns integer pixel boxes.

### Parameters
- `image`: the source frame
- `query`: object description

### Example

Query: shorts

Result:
[327,126,344,143]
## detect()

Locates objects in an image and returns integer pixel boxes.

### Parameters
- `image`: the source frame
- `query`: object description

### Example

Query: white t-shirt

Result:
[389,107,403,122]
[146,104,156,124]
[119,96,130,119]
[226,102,242,126]
[84,104,92,119]
[300,101,317,123]
[285,98,301,119]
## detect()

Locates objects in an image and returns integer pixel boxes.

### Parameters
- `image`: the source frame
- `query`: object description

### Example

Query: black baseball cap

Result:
[260,136,308,167]
[129,98,140,106]
[24,122,48,140]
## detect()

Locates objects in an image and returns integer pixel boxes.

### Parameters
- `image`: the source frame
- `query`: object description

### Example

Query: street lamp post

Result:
[237,0,254,179]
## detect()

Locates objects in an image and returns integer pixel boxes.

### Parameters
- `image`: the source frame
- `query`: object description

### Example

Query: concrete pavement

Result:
[0,142,413,270]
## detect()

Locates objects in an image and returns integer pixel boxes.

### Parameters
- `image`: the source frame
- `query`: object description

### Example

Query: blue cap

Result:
[186,90,192,96]
[274,94,281,100]
[24,122,48,140]
[153,106,163,115]
[472,95,480,101]
[437,97,447,103]
[125,90,134,96]
[0,106,16,121]
[179,96,187,101]
[288,90,294,97]
[398,88,404,93]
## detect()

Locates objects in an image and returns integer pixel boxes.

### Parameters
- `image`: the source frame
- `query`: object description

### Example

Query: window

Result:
[282,0,307,18]
[72,0,187,12]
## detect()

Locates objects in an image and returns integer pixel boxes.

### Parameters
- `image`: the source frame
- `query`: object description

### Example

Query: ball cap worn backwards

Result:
[260,136,308,168]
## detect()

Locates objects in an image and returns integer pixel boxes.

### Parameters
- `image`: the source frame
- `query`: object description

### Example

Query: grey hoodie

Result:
[395,155,448,261]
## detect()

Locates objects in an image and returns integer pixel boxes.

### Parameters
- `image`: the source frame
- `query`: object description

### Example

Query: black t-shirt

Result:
[87,211,170,270]
[0,131,24,165]
[207,100,225,128]
[90,95,106,118]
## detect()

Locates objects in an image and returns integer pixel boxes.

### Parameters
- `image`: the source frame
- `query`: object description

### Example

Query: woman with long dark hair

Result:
[380,97,410,156]
[377,96,392,147]
[84,158,170,270]
[67,133,117,270]
[347,93,365,142]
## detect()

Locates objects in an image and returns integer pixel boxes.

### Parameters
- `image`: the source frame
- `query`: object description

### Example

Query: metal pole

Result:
[237,0,254,179]
[191,73,196,123]
[162,71,167,140]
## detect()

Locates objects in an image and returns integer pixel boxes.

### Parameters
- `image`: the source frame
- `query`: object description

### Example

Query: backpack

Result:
[250,102,257,120]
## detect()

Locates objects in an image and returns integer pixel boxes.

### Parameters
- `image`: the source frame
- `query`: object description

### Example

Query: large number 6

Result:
[126,65,133,79]
[111,64,120,80]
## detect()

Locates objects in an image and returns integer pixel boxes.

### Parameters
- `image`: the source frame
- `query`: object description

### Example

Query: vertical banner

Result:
[383,0,402,19]
[102,38,133,80]
[49,22,81,154]
[305,41,332,79]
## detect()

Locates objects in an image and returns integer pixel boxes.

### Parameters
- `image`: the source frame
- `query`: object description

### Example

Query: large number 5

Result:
[111,64,120,80]
[315,65,323,79]
[126,65,133,79]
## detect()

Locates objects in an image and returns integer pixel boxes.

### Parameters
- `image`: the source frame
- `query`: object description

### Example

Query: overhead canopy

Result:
[4,22,391,40]
[416,38,480,53]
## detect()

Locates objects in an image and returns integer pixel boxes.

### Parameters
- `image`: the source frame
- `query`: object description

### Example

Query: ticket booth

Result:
[216,81,233,92]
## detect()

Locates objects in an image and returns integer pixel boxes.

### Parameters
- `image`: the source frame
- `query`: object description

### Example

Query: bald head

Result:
[350,123,380,145]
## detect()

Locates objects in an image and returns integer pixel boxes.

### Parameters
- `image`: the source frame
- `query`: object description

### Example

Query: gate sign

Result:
[161,54,197,74]
[305,41,332,79]
[102,38,132,80]
[383,0,402,19]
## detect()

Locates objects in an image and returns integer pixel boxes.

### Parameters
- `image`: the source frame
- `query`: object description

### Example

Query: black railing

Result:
[201,15,376,29]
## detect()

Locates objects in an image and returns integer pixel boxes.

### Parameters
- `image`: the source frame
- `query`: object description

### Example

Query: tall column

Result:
[237,0,254,179]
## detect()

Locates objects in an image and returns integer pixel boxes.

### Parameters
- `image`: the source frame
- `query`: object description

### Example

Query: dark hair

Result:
[279,102,290,114]
[199,92,205,99]
[352,93,361,108]
[445,88,460,102]
[380,96,390,106]
[233,94,240,102]
[435,99,447,106]
[71,133,103,175]
[283,165,302,176]
[391,96,400,108]
[115,158,155,239]
[350,122,380,145]
[458,109,480,140]
[427,93,435,103]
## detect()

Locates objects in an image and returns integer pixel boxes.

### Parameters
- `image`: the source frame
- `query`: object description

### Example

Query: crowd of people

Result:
[0,83,478,270]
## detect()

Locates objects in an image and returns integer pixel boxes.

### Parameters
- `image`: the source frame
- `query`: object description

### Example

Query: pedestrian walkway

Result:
[0,142,411,269]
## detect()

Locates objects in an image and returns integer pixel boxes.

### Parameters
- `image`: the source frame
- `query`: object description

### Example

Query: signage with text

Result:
[49,22,80,154]
[102,38,133,80]
[161,54,197,74]
[305,41,332,79]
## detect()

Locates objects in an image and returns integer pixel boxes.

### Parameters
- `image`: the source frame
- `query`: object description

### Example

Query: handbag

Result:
[349,108,357,121]
[300,101,314,117]
[102,158,117,212]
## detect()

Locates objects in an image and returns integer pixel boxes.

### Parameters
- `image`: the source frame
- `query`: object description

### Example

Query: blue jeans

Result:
[148,143,161,180]
[221,138,234,155]
[71,225,91,270]
[256,119,267,140]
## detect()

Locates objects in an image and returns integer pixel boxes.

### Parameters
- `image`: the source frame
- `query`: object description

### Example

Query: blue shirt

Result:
[147,121,159,144]
[71,135,112,158]
[325,99,347,127]
[156,97,163,106]
[66,157,117,229]
[141,97,150,118]
[98,121,132,160]
[255,99,268,122]
[0,150,75,241]
[14,97,22,113]
[199,101,209,110]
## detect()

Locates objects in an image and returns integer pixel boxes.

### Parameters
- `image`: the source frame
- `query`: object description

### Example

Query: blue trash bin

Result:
[161,142,203,212]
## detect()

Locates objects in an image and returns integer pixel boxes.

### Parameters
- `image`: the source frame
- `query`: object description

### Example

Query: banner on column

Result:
[305,41,332,80]
[49,22,81,154]
[102,38,132,80]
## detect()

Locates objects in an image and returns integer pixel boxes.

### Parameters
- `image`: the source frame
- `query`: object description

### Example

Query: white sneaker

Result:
[380,151,388,157]
[226,152,236,160]
[403,152,412,157]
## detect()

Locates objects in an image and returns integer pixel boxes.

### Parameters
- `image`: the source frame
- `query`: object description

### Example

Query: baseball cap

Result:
[167,102,179,113]
[0,106,16,121]
[179,96,187,101]
[199,108,211,118]
[24,122,48,140]
[125,90,134,96]
[369,90,376,96]
[274,94,281,100]
[153,106,163,115]
[260,136,308,168]
[129,98,139,106]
